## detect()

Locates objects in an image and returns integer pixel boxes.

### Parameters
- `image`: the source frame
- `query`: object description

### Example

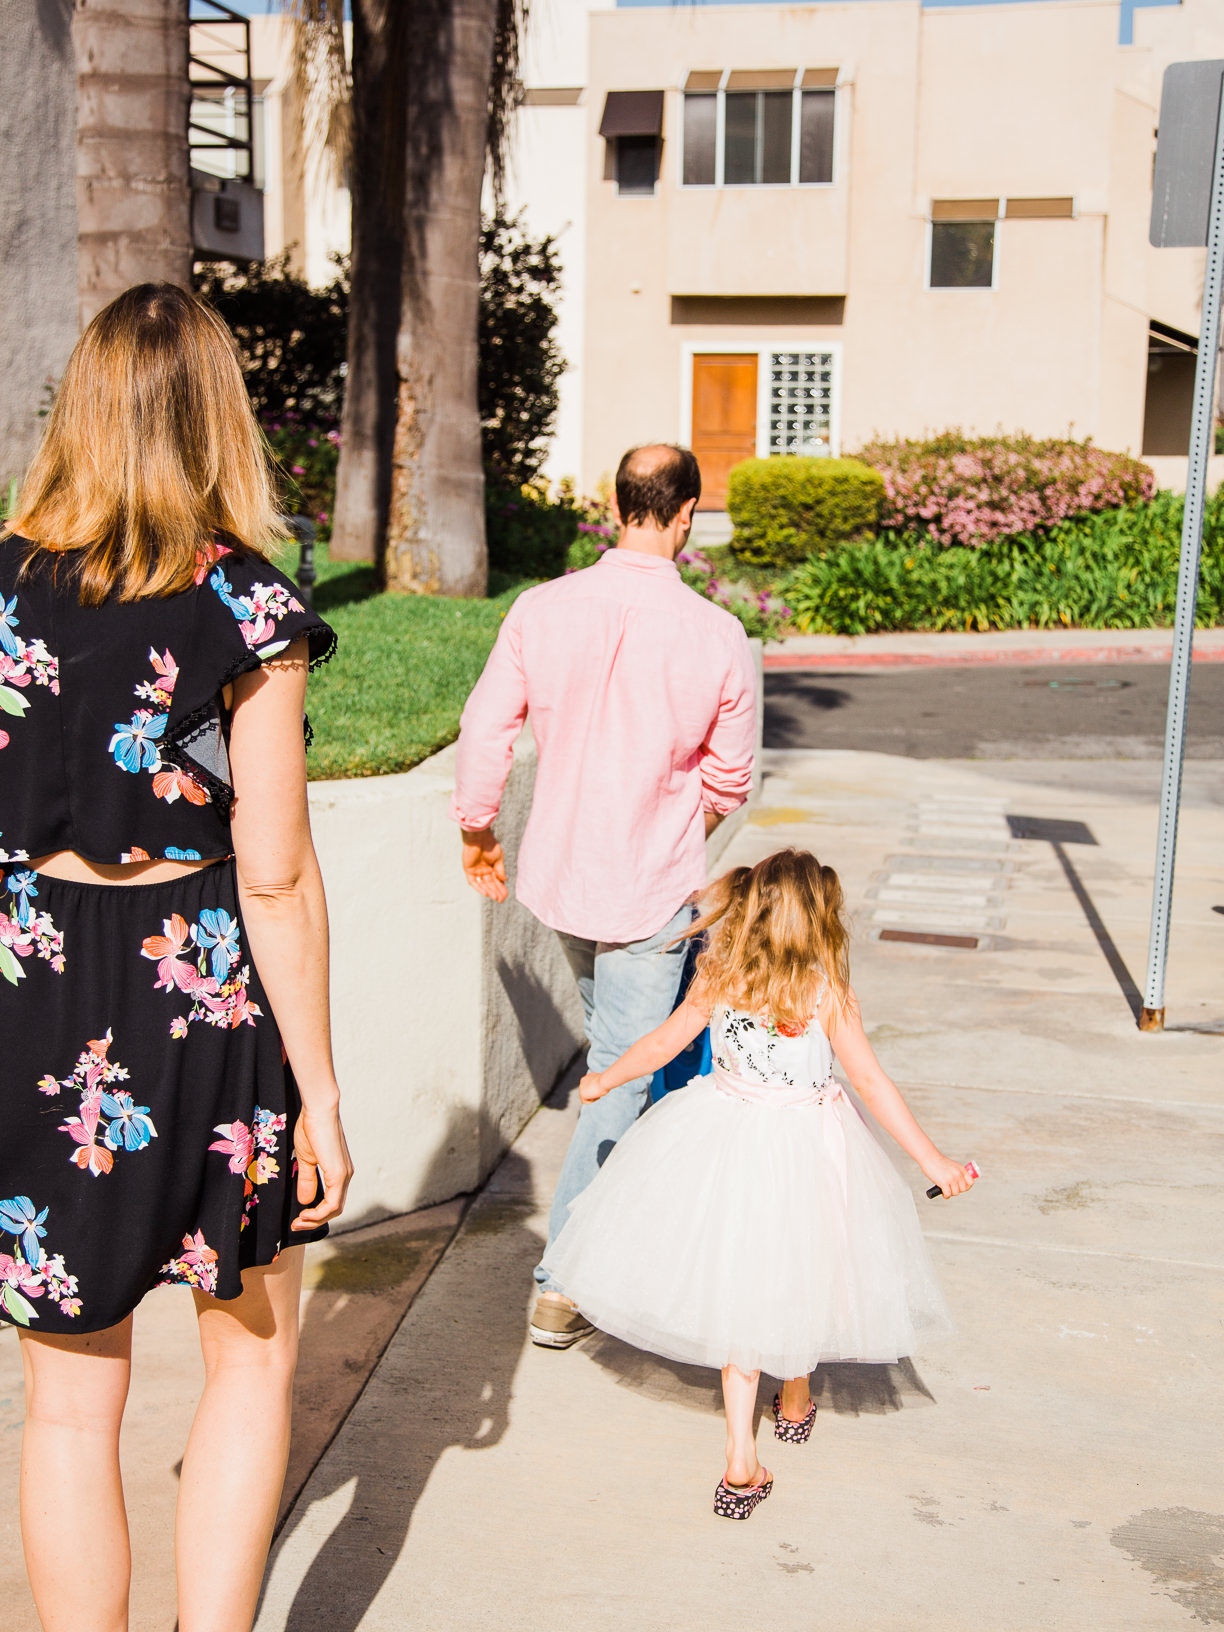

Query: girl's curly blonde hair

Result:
[685,849,849,1029]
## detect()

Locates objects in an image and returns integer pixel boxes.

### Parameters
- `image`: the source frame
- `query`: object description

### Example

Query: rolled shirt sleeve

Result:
[700,626,757,815]
[449,601,529,831]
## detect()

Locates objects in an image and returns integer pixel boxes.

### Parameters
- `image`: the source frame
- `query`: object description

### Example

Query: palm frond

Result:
[284,0,353,182]
[488,0,528,201]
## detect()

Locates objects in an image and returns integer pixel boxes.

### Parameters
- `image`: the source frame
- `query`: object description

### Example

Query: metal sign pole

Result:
[1140,73,1224,1032]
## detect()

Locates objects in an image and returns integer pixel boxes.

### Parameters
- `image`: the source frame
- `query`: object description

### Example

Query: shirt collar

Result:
[598,547,680,577]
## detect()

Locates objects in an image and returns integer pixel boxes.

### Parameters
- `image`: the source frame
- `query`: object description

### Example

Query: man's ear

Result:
[679,496,698,529]
[609,491,623,530]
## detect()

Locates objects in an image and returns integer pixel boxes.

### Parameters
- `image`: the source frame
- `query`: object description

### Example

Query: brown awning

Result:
[931,198,1000,222]
[801,68,839,89]
[685,70,722,93]
[1004,196,1075,219]
[599,90,665,139]
[725,69,796,92]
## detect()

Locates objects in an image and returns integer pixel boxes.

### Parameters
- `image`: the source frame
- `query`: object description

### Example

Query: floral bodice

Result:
[0,537,334,866]
[710,1004,835,1091]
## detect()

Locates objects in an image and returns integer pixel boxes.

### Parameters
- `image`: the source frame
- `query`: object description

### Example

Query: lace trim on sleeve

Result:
[160,627,337,813]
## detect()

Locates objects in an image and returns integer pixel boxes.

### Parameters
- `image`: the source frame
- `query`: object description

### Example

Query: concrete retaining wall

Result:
[309,638,764,1229]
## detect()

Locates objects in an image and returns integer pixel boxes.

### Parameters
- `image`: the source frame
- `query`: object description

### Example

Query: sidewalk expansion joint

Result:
[925,1230,1224,1273]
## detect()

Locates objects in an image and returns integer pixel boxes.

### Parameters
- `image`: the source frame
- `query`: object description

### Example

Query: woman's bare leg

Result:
[19,1317,134,1632]
[720,1364,763,1486]
[177,1246,304,1632]
[779,1374,814,1422]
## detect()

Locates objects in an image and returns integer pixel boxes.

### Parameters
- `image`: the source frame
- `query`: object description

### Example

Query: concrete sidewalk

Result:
[248,747,1223,1632]
[764,626,1224,668]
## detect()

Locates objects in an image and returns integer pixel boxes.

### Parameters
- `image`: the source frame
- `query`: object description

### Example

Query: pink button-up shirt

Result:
[450,549,758,942]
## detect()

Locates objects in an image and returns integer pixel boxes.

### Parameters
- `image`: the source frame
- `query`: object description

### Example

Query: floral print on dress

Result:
[109,648,210,806]
[158,1229,219,1295]
[141,908,263,1033]
[0,594,59,753]
[210,1106,287,1230]
[1,869,65,987]
[37,1029,157,1177]
[209,565,305,657]
[0,1196,82,1325]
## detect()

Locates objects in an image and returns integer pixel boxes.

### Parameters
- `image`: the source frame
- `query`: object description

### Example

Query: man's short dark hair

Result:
[615,444,702,529]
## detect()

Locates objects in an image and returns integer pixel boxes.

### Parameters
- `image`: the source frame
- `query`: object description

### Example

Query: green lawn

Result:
[278,540,528,780]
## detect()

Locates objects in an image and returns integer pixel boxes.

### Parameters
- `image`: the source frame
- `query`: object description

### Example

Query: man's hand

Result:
[461,827,509,901]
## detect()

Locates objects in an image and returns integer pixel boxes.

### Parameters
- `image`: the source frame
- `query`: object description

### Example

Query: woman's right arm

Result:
[227,641,353,1230]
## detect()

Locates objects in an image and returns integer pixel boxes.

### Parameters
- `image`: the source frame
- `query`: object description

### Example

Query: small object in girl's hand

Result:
[926,1160,980,1200]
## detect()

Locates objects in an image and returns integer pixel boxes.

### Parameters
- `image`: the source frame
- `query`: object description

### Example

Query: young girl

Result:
[540,848,975,1520]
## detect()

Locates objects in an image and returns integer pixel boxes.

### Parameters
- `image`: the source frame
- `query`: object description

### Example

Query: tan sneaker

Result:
[529,1297,594,1349]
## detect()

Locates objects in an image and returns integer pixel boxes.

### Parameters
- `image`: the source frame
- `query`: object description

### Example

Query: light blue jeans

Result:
[534,901,694,1292]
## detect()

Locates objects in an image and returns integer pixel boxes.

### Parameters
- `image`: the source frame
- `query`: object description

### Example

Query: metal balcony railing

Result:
[188,1,255,184]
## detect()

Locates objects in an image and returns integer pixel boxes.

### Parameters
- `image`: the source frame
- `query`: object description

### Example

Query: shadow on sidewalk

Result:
[260,1145,541,1632]
[1006,814,1143,1023]
[583,1333,936,1427]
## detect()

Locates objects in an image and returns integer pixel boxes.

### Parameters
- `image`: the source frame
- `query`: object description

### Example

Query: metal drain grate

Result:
[878,928,980,950]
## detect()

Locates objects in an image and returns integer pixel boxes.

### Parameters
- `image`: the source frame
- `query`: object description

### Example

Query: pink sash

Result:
[711,1063,841,1110]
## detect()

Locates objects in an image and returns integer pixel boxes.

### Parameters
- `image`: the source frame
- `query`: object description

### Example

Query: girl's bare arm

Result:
[822,987,974,1198]
[580,995,712,1101]
[227,640,353,1227]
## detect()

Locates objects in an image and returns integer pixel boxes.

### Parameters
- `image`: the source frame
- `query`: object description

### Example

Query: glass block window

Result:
[767,351,834,456]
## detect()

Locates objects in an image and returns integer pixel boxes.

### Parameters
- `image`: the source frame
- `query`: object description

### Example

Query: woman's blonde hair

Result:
[687,849,850,1029]
[6,282,287,604]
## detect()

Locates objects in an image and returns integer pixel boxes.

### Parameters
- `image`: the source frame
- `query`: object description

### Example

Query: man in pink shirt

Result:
[451,444,757,1347]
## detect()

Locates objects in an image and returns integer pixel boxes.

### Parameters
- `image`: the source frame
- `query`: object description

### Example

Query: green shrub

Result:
[728,457,884,569]
[783,491,1224,635]
[486,481,583,579]
[194,253,349,425]
[479,213,566,485]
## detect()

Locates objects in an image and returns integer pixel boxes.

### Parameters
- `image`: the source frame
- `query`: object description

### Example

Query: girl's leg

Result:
[177,1245,304,1632]
[779,1374,814,1422]
[18,1317,135,1632]
[720,1364,763,1486]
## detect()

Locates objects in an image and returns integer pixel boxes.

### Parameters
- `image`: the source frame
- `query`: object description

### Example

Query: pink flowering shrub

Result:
[856,432,1155,549]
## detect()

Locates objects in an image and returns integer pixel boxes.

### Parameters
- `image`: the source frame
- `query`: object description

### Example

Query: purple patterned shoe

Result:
[713,1467,773,1520]
[772,1393,817,1444]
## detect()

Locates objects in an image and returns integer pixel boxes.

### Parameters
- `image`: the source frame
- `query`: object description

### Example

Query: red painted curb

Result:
[763,646,1224,671]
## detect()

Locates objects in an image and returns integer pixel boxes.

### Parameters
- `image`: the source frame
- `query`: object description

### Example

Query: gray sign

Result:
[1151,60,1224,248]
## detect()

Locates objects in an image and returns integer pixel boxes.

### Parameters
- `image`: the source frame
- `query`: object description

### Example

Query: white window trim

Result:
[676,80,841,192]
[924,216,1000,292]
[678,340,844,464]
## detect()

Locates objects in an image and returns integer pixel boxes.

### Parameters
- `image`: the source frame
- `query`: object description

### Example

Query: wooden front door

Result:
[690,353,759,509]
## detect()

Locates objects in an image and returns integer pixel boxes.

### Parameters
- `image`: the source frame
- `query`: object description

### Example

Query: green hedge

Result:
[783,491,1224,635]
[728,456,884,569]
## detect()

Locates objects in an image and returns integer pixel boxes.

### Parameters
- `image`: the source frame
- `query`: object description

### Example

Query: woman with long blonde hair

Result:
[541,848,975,1520]
[1,283,352,1629]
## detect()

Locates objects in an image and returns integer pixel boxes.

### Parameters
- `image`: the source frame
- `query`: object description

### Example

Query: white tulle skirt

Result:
[540,1075,954,1379]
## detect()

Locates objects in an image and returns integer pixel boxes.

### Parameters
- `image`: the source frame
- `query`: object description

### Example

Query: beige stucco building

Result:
[554,0,1224,506]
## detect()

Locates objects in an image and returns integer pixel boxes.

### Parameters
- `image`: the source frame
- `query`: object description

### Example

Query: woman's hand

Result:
[578,1072,609,1103]
[292,1103,354,1229]
[922,1154,976,1200]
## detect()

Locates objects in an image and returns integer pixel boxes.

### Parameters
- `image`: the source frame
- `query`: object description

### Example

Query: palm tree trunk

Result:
[384,0,495,597]
[73,0,191,328]
[328,1,407,567]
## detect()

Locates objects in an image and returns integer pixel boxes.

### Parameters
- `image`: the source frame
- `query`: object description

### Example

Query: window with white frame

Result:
[682,70,837,188]
[767,351,835,456]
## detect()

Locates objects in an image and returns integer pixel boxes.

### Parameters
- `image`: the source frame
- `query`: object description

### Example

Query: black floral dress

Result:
[0,537,335,1333]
